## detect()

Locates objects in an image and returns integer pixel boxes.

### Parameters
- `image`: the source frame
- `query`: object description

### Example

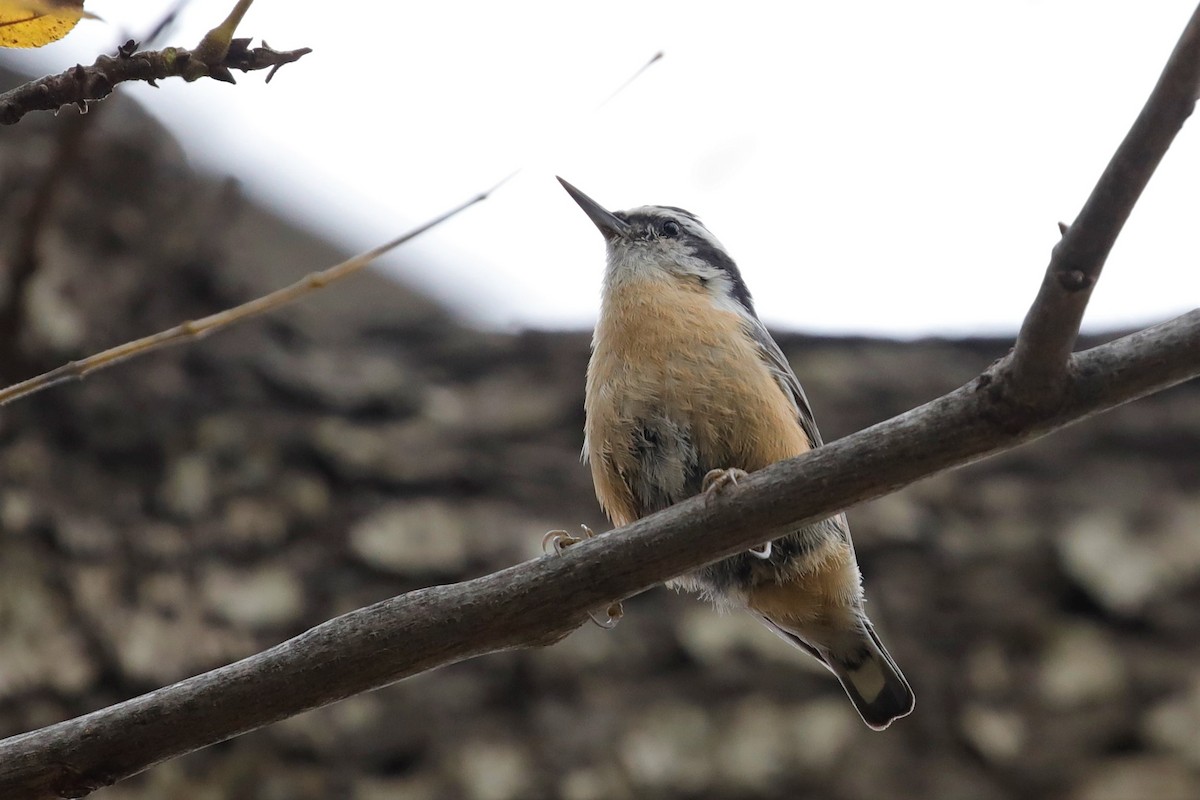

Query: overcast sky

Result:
[10,1,1200,337]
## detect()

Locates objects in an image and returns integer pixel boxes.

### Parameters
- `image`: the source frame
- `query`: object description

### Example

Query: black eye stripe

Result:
[686,239,755,315]
[617,206,757,317]
[621,212,687,238]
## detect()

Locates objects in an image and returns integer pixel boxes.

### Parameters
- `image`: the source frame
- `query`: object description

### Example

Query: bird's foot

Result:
[541,525,623,629]
[541,524,595,555]
[702,468,772,559]
[702,467,749,497]
[748,541,773,559]
[589,601,624,629]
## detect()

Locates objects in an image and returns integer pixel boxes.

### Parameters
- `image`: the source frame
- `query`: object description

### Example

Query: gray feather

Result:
[741,316,824,448]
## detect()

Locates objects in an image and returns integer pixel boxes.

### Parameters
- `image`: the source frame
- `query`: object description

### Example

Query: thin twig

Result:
[189,0,256,81]
[598,51,663,107]
[134,0,194,48]
[0,176,512,407]
[0,38,310,125]
[1006,2,1200,400]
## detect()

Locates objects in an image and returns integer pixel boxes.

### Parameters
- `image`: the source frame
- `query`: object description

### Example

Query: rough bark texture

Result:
[1,69,1199,800]
[0,39,310,125]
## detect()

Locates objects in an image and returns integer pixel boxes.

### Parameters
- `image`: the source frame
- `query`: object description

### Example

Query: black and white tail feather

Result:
[759,614,915,731]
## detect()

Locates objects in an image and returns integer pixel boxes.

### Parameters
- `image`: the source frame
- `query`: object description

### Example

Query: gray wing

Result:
[743,317,824,447]
[743,316,855,544]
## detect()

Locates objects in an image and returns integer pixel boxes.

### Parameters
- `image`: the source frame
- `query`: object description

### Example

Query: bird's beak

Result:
[557,177,631,240]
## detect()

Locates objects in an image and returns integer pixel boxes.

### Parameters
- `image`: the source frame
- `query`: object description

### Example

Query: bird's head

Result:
[558,177,757,317]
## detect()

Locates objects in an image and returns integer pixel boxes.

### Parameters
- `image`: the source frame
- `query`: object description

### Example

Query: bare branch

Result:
[0,310,1196,799]
[191,0,256,70]
[1007,3,1200,399]
[598,50,664,107]
[133,0,193,48]
[0,38,311,125]
[0,177,511,407]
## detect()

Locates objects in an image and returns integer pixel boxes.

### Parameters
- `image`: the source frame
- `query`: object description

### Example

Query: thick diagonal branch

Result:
[0,311,1196,799]
[1006,4,1200,400]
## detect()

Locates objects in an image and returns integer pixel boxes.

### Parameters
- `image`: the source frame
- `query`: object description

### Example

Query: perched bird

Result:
[558,177,914,730]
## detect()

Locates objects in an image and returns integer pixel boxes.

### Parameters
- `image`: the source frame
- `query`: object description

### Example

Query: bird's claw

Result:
[702,469,770,559]
[748,541,773,560]
[542,524,600,554]
[542,525,623,629]
[702,467,750,497]
[541,528,584,554]
[588,602,624,629]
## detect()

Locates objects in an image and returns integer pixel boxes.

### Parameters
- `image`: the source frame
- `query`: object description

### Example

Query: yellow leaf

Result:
[0,0,92,48]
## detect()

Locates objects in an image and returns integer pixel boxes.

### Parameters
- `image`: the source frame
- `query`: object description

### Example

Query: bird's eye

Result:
[661,220,681,238]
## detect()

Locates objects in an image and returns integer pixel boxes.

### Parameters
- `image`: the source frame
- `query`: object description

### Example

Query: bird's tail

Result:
[759,614,914,731]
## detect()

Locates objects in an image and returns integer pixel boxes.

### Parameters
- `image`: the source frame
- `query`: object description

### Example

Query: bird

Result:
[556,176,914,730]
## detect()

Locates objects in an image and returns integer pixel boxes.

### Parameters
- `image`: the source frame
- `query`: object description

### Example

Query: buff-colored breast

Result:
[586,274,811,526]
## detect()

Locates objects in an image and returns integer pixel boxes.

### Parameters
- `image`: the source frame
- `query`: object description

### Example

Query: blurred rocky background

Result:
[1,70,1199,800]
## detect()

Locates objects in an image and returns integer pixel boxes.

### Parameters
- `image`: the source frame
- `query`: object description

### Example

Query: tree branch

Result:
[0,38,311,125]
[1007,3,1200,400]
[0,311,1196,799]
